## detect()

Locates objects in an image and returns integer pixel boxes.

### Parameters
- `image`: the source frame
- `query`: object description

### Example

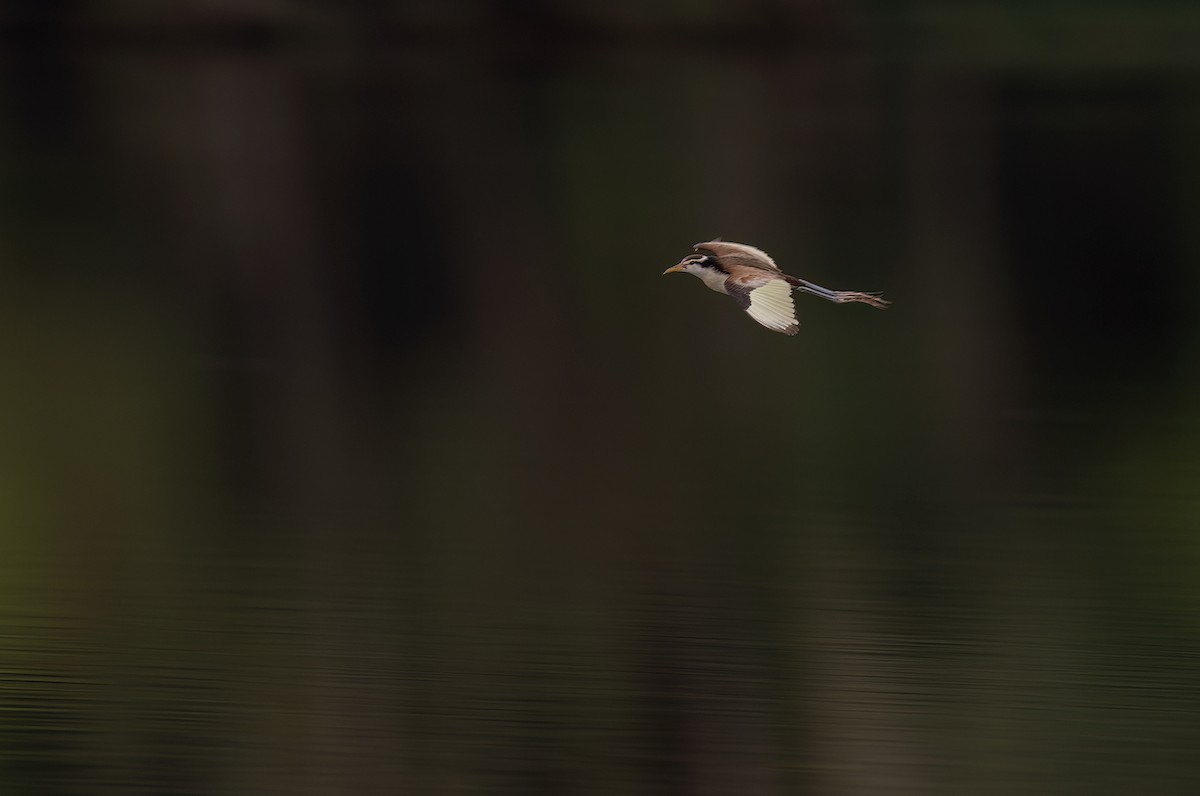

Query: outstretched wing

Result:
[727,278,799,335]
[693,240,782,273]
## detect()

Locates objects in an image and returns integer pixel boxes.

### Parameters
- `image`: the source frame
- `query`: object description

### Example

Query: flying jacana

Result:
[663,240,889,335]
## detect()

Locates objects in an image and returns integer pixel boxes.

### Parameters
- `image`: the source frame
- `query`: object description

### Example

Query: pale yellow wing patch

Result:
[744,279,798,335]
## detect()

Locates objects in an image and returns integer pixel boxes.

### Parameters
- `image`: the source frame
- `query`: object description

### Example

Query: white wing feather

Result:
[744,279,799,335]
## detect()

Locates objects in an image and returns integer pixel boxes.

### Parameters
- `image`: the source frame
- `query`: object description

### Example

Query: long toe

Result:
[836,291,890,309]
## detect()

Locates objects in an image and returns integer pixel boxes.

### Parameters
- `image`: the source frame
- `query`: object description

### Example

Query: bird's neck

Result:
[695,266,730,294]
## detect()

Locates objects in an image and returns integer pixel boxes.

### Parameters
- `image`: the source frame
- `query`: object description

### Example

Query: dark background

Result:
[3,2,1200,794]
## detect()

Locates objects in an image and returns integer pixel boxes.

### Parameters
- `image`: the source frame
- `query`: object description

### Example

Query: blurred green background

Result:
[3,1,1200,794]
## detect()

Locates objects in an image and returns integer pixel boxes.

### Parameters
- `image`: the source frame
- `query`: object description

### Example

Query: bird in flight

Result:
[663,240,889,335]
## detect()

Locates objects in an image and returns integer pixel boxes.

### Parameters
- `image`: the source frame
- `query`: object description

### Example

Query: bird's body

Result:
[663,240,889,335]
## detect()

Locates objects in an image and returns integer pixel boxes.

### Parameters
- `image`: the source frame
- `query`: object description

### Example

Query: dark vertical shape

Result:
[640,609,694,796]
[997,83,1180,388]
[2,0,95,276]
[6,1,78,141]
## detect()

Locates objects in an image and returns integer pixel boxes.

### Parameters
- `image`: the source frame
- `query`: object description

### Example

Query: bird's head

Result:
[662,253,712,277]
